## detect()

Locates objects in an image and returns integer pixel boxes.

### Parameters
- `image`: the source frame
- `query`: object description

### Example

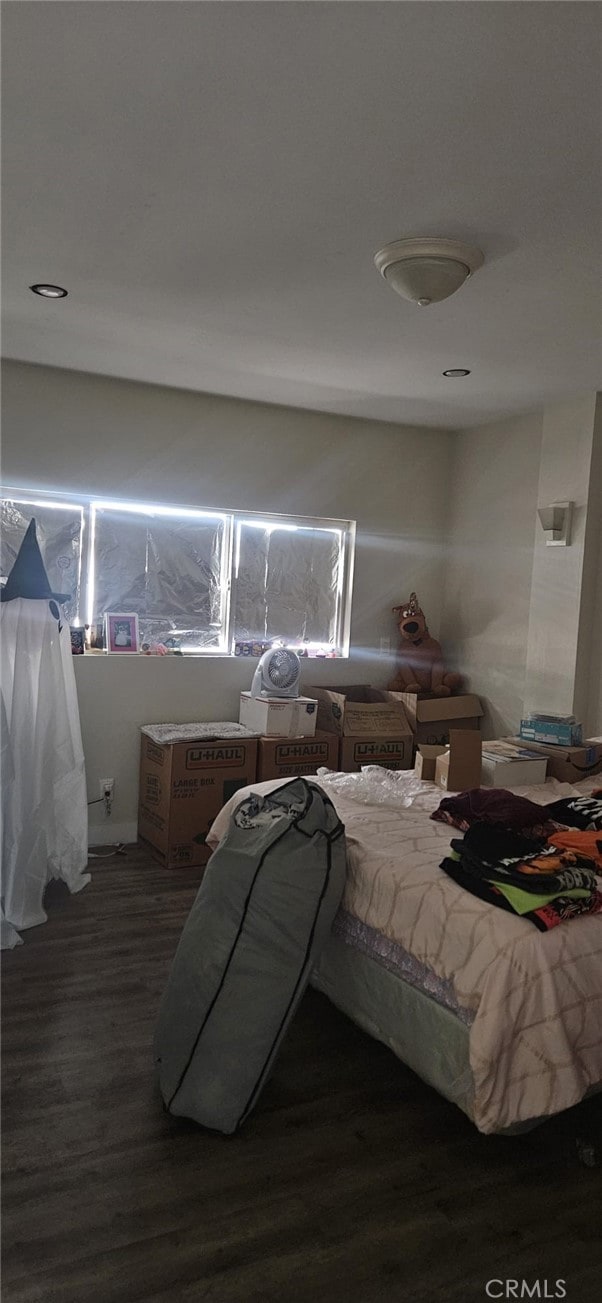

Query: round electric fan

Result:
[251,647,301,699]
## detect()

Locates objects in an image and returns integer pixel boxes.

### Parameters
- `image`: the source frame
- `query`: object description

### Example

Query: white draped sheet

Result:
[1,598,89,948]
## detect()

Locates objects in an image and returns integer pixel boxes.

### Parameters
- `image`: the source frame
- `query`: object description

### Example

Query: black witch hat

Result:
[0,518,71,604]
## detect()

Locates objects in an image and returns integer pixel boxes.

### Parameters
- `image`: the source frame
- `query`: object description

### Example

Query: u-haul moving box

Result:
[257,731,339,781]
[339,735,413,772]
[307,685,414,772]
[138,724,257,868]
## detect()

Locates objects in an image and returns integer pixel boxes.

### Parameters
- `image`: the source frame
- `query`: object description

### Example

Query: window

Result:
[234,519,344,647]
[0,496,84,626]
[1,488,355,656]
[89,501,231,652]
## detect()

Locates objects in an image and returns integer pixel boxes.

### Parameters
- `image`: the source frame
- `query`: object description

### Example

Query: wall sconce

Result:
[537,501,573,546]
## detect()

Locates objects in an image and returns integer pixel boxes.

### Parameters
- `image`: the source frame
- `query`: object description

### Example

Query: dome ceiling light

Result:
[374,237,484,307]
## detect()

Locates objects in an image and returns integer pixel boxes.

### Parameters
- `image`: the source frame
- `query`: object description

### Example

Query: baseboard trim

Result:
[88,820,138,847]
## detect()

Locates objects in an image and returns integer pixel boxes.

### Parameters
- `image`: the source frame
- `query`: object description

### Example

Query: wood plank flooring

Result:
[2,846,601,1303]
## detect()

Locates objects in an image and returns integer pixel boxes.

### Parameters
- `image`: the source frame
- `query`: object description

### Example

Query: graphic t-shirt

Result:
[545,795,602,831]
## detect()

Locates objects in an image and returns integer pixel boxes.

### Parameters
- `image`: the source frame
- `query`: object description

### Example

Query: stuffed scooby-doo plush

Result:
[388,592,462,696]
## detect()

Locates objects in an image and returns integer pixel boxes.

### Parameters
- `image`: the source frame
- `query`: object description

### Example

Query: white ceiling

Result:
[2,1,601,428]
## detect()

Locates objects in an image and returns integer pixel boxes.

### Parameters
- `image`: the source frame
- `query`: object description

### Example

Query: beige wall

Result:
[584,398,602,736]
[4,359,600,842]
[440,396,602,740]
[439,411,543,738]
[572,394,602,735]
[1,360,452,840]
[586,530,602,736]
[523,394,599,723]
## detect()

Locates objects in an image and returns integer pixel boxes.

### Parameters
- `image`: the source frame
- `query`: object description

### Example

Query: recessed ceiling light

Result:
[442,368,471,378]
[30,284,68,298]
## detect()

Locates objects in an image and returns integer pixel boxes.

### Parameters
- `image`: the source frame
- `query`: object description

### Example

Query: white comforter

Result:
[208,771,602,1134]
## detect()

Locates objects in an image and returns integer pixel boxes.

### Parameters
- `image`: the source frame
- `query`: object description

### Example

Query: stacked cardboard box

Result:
[257,731,339,781]
[504,737,602,785]
[480,739,548,787]
[307,685,414,772]
[239,691,317,737]
[138,723,257,869]
[394,692,483,745]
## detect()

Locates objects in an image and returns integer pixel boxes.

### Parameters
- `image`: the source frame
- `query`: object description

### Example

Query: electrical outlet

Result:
[99,778,114,816]
[379,637,391,653]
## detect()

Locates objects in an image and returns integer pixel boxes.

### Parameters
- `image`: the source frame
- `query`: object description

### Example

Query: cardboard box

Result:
[435,731,482,792]
[239,692,317,737]
[305,686,414,773]
[480,740,548,787]
[308,685,412,737]
[306,693,414,771]
[505,737,602,785]
[339,734,414,773]
[520,718,583,747]
[414,744,447,782]
[257,731,339,781]
[138,725,258,868]
[395,693,483,745]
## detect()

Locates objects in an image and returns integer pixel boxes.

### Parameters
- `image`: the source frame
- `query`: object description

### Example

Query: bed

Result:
[207,769,602,1136]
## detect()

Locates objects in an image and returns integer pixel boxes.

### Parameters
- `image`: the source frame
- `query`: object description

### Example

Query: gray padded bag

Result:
[155,778,346,1132]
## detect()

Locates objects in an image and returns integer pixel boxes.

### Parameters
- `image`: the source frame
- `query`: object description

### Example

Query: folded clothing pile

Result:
[440,822,602,931]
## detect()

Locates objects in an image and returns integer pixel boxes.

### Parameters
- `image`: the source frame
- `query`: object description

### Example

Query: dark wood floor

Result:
[2,848,601,1303]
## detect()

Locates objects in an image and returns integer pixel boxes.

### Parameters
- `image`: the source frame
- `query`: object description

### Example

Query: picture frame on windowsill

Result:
[70,626,85,655]
[104,612,140,654]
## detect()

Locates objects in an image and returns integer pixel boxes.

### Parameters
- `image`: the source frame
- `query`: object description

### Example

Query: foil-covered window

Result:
[0,498,83,624]
[91,505,228,651]
[1,489,354,656]
[234,521,342,649]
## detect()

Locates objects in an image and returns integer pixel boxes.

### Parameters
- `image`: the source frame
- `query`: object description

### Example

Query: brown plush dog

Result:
[388,592,462,696]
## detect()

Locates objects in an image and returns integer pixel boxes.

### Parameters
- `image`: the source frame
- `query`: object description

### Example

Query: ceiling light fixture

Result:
[30,284,68,298]
[443,369,471,378]
[374,238,484,307]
